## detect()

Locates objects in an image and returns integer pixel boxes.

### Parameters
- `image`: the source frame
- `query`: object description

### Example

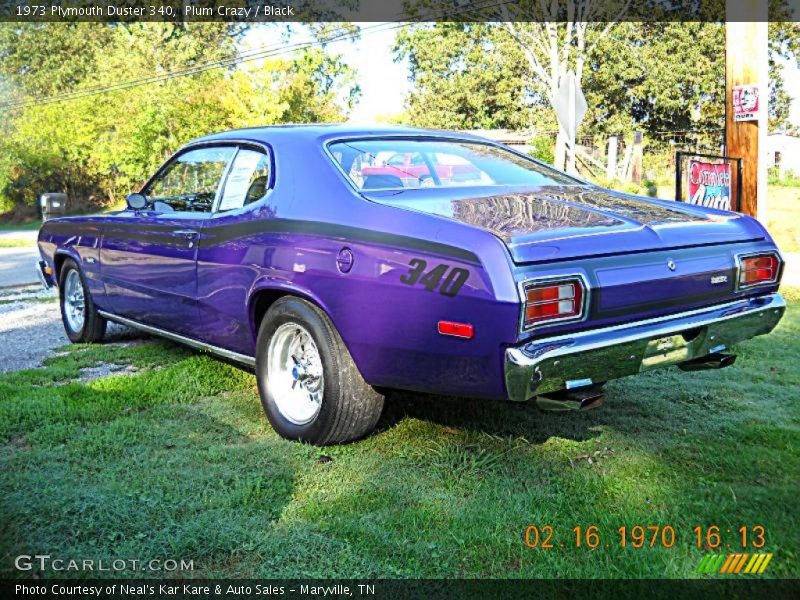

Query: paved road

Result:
[0,229,38,241]
[0,245,39,288]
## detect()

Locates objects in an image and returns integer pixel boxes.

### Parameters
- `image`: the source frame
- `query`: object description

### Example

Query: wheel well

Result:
[250,289,333,342]
[53,253,70,282]
[250,289,295,339]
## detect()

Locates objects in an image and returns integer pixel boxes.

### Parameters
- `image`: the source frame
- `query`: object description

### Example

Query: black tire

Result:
[58,258,107,344]
[255,296,384,445]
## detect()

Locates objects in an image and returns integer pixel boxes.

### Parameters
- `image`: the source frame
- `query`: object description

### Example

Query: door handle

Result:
[174,229,198,238]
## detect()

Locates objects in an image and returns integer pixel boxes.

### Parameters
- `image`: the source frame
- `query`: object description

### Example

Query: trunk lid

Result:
[365,185,773,332]
[363,185,765,264]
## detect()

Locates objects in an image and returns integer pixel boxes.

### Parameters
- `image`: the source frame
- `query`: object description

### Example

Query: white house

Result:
[766,133,800,177]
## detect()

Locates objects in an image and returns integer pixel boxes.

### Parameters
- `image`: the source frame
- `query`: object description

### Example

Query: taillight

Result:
[737,253,780,288]
[522,277,586,330]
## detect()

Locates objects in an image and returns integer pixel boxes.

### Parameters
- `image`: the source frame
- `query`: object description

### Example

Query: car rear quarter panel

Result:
[196,138,521,399]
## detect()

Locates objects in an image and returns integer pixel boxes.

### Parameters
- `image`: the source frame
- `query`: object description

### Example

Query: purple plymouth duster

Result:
[36,125,785,444]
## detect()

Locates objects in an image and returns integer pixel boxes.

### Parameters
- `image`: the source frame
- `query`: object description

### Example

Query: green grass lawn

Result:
[1,289,798,580]
[0,221,40,231]
[767,186,800,254]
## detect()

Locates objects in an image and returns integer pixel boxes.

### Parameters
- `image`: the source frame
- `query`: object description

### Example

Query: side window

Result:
[217,148,271,212]
[145,146,235,212]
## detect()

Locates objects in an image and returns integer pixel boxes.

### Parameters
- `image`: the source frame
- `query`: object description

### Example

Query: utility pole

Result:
[725,1,768,220]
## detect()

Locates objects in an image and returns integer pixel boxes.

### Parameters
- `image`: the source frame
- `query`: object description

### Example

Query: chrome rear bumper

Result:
[504,293,786,402]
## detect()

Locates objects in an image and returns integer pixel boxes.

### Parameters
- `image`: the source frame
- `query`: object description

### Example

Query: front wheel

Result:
[255,297,384,445]
[59,258,107,343]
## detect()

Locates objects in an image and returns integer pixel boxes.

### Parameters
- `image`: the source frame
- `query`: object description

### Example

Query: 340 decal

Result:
[400,259,469,297]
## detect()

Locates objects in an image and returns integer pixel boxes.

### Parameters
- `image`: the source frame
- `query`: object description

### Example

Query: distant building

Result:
[766,133,800,177]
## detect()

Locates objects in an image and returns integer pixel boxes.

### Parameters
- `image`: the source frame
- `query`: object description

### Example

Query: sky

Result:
[243,24,411,123]
[245,24,800,129]
[779,57,800,128]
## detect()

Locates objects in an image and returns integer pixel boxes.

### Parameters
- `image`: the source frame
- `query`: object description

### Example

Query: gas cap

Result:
[336,248,354,274]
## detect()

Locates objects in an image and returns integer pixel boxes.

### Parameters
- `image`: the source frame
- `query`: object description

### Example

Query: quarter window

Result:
[217,148,271,212]
[145,146,235,212]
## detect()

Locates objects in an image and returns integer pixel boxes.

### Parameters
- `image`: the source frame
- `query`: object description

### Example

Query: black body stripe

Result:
[201,219,480,263]
[44,218,480,264]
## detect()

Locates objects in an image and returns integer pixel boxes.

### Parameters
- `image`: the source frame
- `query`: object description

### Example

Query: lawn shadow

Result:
[377,389,606,445]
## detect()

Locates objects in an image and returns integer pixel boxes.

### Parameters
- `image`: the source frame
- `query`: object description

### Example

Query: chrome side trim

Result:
[97,311,256,368]
[504,293,786,402]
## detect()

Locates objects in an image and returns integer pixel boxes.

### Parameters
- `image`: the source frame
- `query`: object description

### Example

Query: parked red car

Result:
[360,151,484,188]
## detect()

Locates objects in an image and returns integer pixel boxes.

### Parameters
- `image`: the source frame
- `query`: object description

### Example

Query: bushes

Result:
[527,135,555,165]
[768,167,800,187]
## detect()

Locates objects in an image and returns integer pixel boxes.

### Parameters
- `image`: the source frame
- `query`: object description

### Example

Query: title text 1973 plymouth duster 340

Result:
[36,125,785,444]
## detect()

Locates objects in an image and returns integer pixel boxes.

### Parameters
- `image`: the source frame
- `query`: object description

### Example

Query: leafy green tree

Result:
[394,23,534,130]
[395,19,800,153]
[0,23,359,218]
[769,22,800,133]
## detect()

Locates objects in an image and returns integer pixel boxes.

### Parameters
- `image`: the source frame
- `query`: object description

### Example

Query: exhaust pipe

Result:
[536,385,605,412]
[678,352,736,372]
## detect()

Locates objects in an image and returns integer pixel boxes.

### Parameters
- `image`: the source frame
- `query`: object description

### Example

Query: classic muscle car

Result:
[36,125,786,444]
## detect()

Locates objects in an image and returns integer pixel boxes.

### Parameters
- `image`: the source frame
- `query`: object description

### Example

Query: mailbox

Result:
[40,193,67,221]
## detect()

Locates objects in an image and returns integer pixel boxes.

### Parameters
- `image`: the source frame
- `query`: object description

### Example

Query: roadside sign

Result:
[554,71,587,141]
[686,159,732,211]
[675,152,742,213]
[732,84,760,122]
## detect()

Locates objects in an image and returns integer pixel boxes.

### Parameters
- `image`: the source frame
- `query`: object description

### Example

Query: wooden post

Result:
[726,1,769,219]
[606,136,618,181]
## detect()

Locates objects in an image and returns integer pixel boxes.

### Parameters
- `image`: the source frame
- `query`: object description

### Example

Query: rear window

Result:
[327,138,577,190]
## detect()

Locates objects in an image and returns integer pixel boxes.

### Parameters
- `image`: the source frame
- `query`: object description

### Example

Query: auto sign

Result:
[687,159,732,211]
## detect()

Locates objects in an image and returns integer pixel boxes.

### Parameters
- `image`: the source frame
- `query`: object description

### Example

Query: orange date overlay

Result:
[523,524,767,550]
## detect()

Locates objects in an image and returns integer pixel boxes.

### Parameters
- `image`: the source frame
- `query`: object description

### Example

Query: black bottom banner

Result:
[3,579,800,600]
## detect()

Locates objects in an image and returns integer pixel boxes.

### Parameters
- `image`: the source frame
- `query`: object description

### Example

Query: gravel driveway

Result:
[0,285,140,372]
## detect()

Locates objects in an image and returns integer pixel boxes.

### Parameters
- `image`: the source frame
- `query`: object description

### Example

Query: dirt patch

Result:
[0,286,145,372]
[77,362,142,383]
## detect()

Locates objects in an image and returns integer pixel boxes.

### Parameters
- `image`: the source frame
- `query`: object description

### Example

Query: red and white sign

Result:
[687,160,732,211]
[732,84,760,122]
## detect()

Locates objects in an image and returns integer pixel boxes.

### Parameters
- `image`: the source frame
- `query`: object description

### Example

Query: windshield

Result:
[327,138,578,190]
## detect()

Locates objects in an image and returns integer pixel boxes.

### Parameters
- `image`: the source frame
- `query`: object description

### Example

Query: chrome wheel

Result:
[267,322,324,425]
[63,270,85,332]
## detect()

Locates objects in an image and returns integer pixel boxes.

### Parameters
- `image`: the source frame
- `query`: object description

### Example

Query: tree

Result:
[394,23,534,130]
[395,17,800,155]
[769,22,800,133]
[395,1,633,170]
[495,1,633,171]
[0,23,360,218]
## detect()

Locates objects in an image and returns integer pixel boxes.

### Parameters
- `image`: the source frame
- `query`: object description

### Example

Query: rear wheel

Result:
[59,258,107,343]
[255,296,384,445]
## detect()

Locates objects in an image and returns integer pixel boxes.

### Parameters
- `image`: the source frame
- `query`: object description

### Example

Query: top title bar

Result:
[0,0,798,23]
